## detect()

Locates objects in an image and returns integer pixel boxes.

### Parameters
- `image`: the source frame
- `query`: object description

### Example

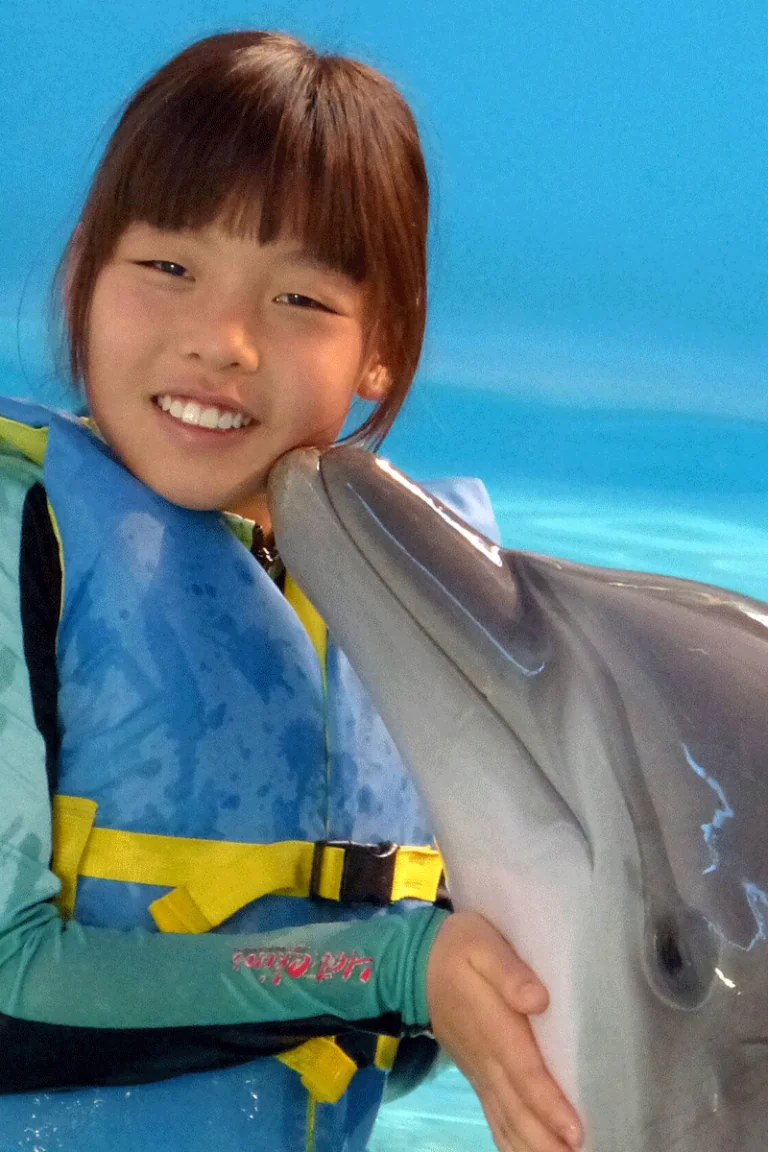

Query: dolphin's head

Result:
[269,446,768,1151]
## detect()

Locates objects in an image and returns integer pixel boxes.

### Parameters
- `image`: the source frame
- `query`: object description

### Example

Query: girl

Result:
[0,30,582,1152]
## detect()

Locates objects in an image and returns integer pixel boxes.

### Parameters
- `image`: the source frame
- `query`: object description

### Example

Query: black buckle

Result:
[310,840,399,905]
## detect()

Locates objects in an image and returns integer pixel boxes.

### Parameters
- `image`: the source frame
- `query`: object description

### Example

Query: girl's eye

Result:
[275,292,332,312]
[137,260,189,278]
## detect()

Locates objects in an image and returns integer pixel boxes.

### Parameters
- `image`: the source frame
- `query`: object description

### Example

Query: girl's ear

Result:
[357,362,390,402]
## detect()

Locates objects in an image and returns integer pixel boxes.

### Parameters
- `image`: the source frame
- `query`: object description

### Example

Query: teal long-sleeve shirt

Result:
[0,446,446,1093]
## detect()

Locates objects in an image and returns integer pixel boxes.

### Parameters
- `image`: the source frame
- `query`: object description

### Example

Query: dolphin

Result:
[268,446,768,1152]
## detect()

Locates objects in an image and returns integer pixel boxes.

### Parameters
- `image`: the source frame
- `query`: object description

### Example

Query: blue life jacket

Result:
[0,398,500,1152]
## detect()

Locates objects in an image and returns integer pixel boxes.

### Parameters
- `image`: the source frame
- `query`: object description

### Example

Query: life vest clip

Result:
[310,840,399,905]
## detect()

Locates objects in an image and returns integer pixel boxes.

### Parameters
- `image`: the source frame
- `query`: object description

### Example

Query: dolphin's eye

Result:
[650,909,719,1009]
[656,921,685,978]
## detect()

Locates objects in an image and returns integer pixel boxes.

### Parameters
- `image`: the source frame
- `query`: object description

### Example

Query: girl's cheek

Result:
[126,285,173,329]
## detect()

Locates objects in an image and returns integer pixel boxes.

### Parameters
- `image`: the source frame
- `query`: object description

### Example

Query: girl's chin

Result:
[123,463,264,515]
[176,483,269,519]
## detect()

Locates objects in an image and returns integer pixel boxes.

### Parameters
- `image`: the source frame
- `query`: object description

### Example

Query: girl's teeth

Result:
[156,395,252,431]
[199,407,219,429]
[182,402,201,425]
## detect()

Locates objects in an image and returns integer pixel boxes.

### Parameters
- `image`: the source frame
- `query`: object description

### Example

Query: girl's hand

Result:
[426,911,584,1152]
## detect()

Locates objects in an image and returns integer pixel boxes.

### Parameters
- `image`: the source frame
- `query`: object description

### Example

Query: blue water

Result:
[372,1065,495,1151]
[384,391,768,598]
[369,391,768,1148]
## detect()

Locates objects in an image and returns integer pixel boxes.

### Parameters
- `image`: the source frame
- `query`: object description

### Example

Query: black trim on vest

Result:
[0,1010,404,1094]
[19,483,61,798]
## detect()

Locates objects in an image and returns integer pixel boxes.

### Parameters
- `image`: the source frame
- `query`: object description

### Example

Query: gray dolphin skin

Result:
[268,446,768,1152]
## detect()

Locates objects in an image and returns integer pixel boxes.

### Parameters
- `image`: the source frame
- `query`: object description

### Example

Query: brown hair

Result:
[59,31,429,448]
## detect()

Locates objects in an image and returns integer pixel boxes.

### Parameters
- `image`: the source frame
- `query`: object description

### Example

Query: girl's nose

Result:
[180,300,260,373]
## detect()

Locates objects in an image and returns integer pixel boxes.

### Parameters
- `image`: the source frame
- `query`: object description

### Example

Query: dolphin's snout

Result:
[268,447,321,499]
[317,448,549,677]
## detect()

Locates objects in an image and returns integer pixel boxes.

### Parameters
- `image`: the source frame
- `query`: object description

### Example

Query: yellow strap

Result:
[374,1035,400,1072]
[51,795,98,918]
[0,415,49,466]
[147,838,442,931]
[390,846,445,903]
[306,1091,318,1152]
[283,575,342,1124]
[276,1032,400,1112]
[46,499,66,625]
[285,574,327,681]
[52,800,444,932]
[150,839,442,931]
[282,573,405,1110]
[276,1037,358,1105]
[149,839,319,933]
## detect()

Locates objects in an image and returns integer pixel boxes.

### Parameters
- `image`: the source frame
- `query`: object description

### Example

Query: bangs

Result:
[109,51,371,282]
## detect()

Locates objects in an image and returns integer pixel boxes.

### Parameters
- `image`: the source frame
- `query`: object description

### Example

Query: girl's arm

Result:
[1,825,582,1152]
[0,796,444,1092]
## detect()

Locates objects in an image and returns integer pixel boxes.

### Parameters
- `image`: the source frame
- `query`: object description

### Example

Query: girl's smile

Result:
[85,219,383,528]
[155,394,253,431]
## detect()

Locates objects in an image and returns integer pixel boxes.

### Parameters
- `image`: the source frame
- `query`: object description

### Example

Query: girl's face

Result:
[85,219,382,526]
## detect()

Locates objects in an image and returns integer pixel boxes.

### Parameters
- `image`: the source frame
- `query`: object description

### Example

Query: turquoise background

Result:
[3,2,766,1146]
